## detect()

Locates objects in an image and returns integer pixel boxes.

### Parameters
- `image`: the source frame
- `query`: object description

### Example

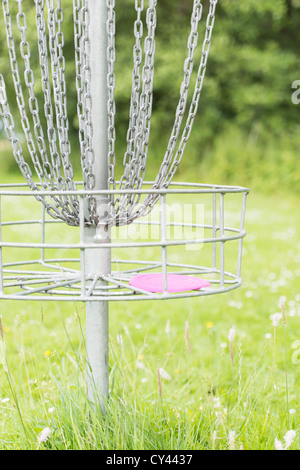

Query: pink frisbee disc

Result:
[129,273,211,293]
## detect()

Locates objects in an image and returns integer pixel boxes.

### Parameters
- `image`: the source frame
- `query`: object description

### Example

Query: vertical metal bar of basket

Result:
[212,191,217,270]
[79,196,86,297]
[84,0,110,410]
[0,196,3,295]
[160,194,168,293]
[219,193,225,289]
[237,192,247,280]
[41,204,45,264]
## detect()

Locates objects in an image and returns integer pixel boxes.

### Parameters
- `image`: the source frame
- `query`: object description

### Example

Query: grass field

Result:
[0,187,299,450]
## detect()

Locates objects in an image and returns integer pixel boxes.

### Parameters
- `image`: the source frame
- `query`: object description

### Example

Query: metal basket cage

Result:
[0,181,249,302]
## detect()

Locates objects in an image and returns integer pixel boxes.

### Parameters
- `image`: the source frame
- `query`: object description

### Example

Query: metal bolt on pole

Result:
[85,0,110,410]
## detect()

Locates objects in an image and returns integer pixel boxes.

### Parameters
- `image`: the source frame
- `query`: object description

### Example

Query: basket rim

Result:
[0,180,250,196]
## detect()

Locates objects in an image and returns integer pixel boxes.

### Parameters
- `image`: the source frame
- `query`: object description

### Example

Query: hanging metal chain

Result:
[0,75,33,187]
[109,0,145,223]
[73,0,86,185]
[2,0,48,189]
[32,0,78,223]
[156,0,203,188]
[0,73,70,221]
[106,0,116,218]
[121,0,218,225]
[16,0,52,183]
[121,0,144,184]
[162,0,218,187]
[35,0,79,224]
[46,0,79,222]
[73,0,98,225]
[109,0,157,226]
[115,0,145,223]
[35,0,64,188]
[122,0,157,212]
[2,0,80,225]
[2,0,70,221]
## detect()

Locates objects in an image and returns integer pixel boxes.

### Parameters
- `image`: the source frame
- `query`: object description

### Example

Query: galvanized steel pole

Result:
[85,0,110,410]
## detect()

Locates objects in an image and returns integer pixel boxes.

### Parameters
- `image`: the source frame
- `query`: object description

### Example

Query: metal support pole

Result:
[85,0,110,410]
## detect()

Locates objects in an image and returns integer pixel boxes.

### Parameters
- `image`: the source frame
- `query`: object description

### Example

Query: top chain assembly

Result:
[0,0,218,227]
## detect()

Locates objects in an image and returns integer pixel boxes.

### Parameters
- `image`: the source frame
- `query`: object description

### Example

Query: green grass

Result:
[0,187,299,450]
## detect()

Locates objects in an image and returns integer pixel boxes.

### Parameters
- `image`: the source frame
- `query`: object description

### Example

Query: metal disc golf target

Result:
[0,0,249,408]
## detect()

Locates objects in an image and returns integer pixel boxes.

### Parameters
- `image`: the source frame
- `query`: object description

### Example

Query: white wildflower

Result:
[158,368,171,381]
[116,334,123,347]
[283,430,296,449]
[227,325,236,342]
[213,397,221,408]
[270,313,281,327]
[229,301,243,309]
[136,361,145,370]
[228,430,236,450]
[165,320,171,334]
[275,438,284,450]
[278,295,287,308]
[289,409,296,415]
[37,427,51,445]
[275,430,297,450]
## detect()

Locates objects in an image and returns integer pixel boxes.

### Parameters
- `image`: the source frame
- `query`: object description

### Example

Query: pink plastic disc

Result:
[129,273,211,293]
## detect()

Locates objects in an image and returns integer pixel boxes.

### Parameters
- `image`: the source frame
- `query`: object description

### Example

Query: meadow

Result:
[0,184,299,451]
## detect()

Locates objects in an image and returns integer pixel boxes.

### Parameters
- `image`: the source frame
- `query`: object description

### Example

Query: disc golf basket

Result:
[0,0,249,408]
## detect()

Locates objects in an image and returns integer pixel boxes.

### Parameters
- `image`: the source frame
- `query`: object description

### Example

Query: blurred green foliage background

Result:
[0,0,299,192]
